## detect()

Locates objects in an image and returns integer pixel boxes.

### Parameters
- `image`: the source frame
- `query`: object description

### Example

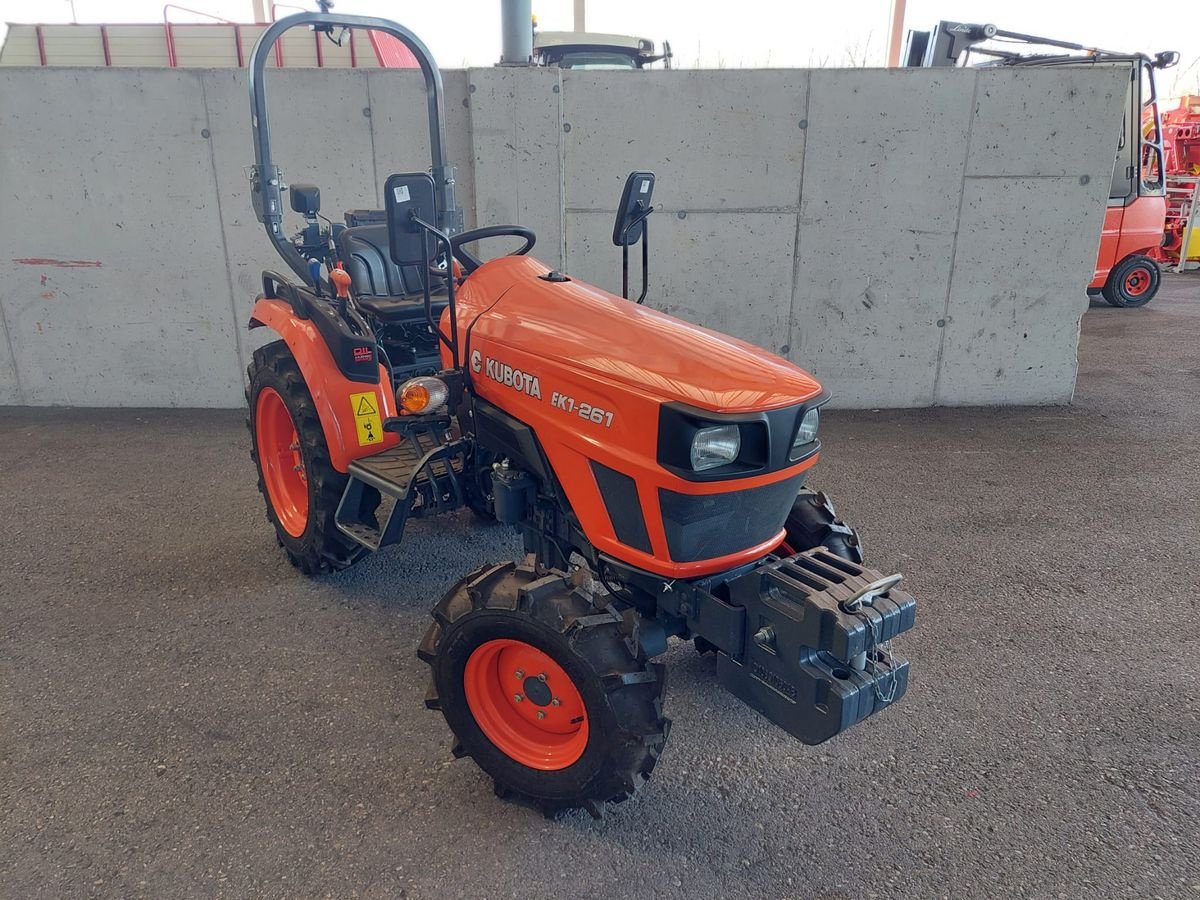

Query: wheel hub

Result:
[522,675,553,706]
[1125,268,1150,297]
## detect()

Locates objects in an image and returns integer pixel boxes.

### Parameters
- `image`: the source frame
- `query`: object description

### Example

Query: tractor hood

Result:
[457,257,823,413]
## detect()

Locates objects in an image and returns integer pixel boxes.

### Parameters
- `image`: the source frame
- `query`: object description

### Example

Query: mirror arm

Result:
[637,223,650,305]
[411,213,460,371]
[620,204,654,303]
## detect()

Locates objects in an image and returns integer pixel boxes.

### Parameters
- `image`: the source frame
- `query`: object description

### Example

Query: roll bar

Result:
[247,12,464,286]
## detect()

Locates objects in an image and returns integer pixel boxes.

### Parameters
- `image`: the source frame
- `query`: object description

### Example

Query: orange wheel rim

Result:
[463,639,589,770]
[255,386,309,538]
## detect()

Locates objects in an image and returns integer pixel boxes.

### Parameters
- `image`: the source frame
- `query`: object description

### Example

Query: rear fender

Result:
[249,297,400,472]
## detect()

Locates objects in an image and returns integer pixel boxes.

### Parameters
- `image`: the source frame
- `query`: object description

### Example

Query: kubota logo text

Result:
[480,354,542,400]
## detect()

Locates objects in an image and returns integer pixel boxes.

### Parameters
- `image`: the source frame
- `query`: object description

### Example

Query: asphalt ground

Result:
[2,273,1198,899]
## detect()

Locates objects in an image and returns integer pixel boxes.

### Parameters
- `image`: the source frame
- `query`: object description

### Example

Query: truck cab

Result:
[532,30,671,69]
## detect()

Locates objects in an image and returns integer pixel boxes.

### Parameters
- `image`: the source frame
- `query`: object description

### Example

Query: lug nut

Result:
[514,669,524,679]
[513,693,524,703]
[537,673,547,682]
[551,697,561,706]
[536,710,546,720]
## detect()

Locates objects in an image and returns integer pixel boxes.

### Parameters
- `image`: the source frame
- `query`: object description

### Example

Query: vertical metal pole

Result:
[886,0,906,67]
[573,0,586,32]
[1176,178,1200,274]
[499,0,532,66]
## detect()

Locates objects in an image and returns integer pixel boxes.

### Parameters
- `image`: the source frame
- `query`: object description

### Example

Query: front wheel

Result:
[419,559,669,817]
[1102,255,1161,308]
[779,489,863,563]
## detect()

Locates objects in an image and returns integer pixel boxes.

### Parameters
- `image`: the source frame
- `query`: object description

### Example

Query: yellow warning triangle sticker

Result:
[356,396,377,416]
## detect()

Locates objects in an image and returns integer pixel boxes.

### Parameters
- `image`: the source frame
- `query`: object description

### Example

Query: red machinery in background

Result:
[905,22,1180,308]
[1152,96,1200,269]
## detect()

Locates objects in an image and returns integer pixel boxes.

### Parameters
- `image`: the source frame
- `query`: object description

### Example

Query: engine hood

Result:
[458,257,823,413]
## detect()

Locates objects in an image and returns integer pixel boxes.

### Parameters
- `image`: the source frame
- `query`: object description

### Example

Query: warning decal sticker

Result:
[349,392,382,446]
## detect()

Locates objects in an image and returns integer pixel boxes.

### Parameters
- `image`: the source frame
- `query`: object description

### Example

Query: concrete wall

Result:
[0,64,1127,408]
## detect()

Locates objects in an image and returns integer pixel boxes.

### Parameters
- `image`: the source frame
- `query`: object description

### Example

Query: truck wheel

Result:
[1102,255,1161,308]
[419,560,669,818]
[247,341,374,575]
[779,489,863,563]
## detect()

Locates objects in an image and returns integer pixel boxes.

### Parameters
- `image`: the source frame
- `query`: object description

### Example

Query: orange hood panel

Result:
[455,256,823,413]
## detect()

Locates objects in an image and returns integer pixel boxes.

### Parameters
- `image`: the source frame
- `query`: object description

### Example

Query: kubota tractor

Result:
[244,11,915,816]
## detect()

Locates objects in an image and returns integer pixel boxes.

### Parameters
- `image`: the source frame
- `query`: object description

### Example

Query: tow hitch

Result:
[703,549,916,745]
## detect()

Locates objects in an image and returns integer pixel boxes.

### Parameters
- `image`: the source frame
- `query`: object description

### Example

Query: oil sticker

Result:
[349,391,382,447]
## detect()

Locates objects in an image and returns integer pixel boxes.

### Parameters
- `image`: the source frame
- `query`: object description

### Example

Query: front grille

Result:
[659,473,803,562]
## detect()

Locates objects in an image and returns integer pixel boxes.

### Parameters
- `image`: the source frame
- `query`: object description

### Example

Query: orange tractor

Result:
[906,21,1179,308]
[244,11,914,816]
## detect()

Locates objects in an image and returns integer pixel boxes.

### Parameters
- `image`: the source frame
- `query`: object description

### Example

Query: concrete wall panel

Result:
[467,67,564,266]
[560,70,809,214]
[0,69,241,406]
[967,66,1131,177]
[790,68,976,406]
[0,64,1129,408]
[935,176,1103,405]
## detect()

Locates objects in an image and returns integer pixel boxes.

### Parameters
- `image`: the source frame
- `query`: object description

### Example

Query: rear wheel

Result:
[247,341,374,575]
[419,559,669,818]
[1102,255,1161,308]
[779,489,863,563]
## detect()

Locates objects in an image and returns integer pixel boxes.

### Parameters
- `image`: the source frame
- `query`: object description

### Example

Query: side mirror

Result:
[1154,50,1179,69]
[289,183,321,215]
[384,172,438,266]
[612,171,655,247]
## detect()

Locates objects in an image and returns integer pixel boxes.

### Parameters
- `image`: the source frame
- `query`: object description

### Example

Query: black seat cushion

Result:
[335,224,447,321]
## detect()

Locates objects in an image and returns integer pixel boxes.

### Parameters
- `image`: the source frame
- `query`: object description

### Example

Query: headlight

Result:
[793,408,819,449]
[690,424,740,471]
[397,376,448,414]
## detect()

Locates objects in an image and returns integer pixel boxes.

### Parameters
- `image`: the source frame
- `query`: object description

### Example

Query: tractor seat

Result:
[336,224,447,321]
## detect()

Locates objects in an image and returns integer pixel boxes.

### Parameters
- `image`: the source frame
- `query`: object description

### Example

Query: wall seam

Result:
[931,70,982,405]
[465,68,480,238]
[556,69,567,271]
[365,70,381,208]
[784,71,813,361]
[200,71,247,387]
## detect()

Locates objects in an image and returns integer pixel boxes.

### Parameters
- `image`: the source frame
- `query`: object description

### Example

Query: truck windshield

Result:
[552,51,639,69]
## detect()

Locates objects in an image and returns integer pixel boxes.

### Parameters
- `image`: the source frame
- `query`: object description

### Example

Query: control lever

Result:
[329,265,351,316]
[308,259,323,296]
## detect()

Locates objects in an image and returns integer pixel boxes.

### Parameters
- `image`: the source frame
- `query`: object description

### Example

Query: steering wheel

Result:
[449,225,536,274]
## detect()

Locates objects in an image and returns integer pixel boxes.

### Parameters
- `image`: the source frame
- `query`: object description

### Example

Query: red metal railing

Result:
[162,4,241,68]
[28,9,406,69]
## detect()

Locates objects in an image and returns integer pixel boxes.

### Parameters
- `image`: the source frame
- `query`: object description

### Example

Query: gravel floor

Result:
[1,274,1198,899]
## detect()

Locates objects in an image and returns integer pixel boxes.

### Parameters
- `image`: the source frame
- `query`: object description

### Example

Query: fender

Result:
[249,297,400,472]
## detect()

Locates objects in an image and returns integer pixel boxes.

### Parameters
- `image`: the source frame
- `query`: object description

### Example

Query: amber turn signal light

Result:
[398,376,449,414]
